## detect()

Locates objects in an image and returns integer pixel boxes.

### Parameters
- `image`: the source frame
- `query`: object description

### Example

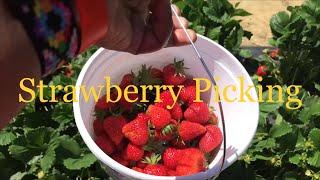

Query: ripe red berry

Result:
[155,90,174,109]
[95,96,115,110]
[95,134,115,155]
[178,121,206,141]
[163,60,187,86]
[132,167,144,173]
[151,68,163,79]
[167,169,177,176]
[170,103,183,120]
[163,148,182,169]
[184,102,210,124]
[176,148,206,176]
[183,78,196,87]
[111,153,130,167]
[125,143,144,161]
[269,48,279,59]
[199,125,223,153]
[136,160,148,169]
[147,105,172,129]
[155,129,175,141]
[179,86,196,104]
[93,119,104,136]
[119,92,139,111]
[143,164,167,176]
[120,73,134,88]
[122,113,149,146]
[256,65,268,76]
[103,116,127,146]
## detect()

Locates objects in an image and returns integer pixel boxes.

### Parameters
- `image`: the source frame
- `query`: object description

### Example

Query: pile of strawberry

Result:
[93,60,223,176]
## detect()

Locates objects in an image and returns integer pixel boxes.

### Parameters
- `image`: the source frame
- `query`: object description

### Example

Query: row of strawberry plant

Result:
[219,0,320,179]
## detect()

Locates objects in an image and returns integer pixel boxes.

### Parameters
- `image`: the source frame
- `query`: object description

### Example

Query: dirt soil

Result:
[229,0,303,46]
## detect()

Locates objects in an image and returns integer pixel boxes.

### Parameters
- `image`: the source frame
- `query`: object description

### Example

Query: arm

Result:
[0,0,41,128]
[0,0,196,128]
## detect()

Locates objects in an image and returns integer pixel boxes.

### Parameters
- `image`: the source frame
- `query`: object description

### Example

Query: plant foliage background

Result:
[0,0,319,179]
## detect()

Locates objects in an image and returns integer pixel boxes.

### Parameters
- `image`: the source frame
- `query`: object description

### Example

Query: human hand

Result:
[98,0,197,54]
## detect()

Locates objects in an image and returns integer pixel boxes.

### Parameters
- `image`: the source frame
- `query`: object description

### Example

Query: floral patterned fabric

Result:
[6,0,79,76]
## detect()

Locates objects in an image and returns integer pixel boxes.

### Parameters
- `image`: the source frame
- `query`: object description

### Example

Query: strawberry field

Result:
[0,0,319,179]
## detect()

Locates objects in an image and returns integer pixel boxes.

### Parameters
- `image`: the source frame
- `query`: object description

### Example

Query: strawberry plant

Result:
[219,0,320,179]
[268,0,320,92]
[0,48,109,179]
[173,0,253,58]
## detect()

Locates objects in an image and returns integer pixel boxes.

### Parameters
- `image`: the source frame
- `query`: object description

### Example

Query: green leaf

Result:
[10,172,27,180]
[308,151,320,168]
[193,25,206,35]
[254,154,272,161]
[40,148,56,172]
[8,145,32,161]
[299,97,320,122]
[52,103,74,124]
[270,11,290,35]
[63,154,97,170]
[25,127,53,147]
[239,49,253,58]
[289,154,301,165]
[0,131,16,146]
[282,171,299,180]
[309,128,320,148]
[233,8,252,17]
[315,83,320,92]
[256,138,276,150]
[259,90,283,113]
[60,139,81,156]
[0,152,5,160]
[207,27,221,40]
[270,121,292,138]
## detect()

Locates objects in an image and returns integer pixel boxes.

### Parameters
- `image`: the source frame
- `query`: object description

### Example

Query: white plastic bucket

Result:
[73,35,259,180]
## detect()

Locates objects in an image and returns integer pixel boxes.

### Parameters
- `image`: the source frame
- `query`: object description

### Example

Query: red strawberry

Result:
[125,143,144,161]
[269,48,279,59]
[170,103,183,120]
[167,169,177,176]
[93,119,104,136]
[155,129,175,141]
[178,121,206,141]
[119,92,139,111]
[122,114,149,145]
[151,68,163,79]
[95,134,115,155]
[136,161,148,169]
[144,164,167,176]
[179,86,196,104]
[183,78,196,87]
[103,116,127,146]
[111,153,130,167]
[147,105,171,129]
[163,60,187,85]
[120,73,134,88]
[184,102,210,124]
[163,148,182,169]
[132,167,144,173]
[95,96,115,110]
[256,65,268,76]
[176,148,206,176]
[155,90,174,110]
[199,125,223,153]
